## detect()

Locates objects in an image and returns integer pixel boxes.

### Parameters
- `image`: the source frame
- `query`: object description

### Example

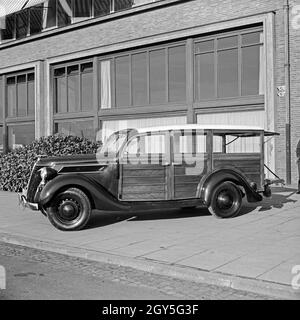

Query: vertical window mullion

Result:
[112,57,116,108]
[15,77,18,117]
[26,74,29,116]
[111,0,114,13]
[65,70,69,113]
[79,65,82,111]
[147,51,150,105]
[214,39,218,99]
[129,54,132,106]
[238,34,242,97]
[165,47,169,103]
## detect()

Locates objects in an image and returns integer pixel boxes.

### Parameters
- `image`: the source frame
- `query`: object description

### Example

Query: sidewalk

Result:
[0,187,299,299]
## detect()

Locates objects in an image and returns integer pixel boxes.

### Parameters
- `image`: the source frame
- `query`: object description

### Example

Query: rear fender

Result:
[197,169,263,205]
[38,174,130,211]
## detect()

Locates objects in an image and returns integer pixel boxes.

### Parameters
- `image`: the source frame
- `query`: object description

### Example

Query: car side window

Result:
[124,134,166,155]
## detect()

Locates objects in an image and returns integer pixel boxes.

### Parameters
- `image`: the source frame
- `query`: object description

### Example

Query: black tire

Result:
[46,187,91,231]
[208,182,242,219]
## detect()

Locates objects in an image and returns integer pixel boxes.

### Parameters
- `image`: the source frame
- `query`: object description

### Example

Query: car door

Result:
[119,131,171,201]
[172,129,208,199]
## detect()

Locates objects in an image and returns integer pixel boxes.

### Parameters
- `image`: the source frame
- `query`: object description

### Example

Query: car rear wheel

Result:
[208,182,242,219]
[46,188,91,231]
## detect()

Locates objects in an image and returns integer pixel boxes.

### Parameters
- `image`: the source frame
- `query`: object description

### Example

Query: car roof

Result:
[136,124,278,136]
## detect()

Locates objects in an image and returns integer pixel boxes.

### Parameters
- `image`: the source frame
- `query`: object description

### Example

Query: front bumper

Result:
[18,189,39,211]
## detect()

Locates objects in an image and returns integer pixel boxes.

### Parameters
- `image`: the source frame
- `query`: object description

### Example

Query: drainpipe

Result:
[284,0,291,185]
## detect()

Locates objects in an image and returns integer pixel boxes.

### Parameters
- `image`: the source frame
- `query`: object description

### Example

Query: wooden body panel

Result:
[120,156,167,201]
[213,153,262,186]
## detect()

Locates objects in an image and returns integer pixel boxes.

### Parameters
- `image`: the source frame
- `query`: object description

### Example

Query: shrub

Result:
[0,134,101,193]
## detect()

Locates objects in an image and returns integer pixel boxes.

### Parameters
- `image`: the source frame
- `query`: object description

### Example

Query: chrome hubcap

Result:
[217,191,234,210]
[58,199,80,221]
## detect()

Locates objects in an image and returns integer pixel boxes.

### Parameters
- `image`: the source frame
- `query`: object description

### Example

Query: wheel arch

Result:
[197,168,263,206]
[38,174,130,211]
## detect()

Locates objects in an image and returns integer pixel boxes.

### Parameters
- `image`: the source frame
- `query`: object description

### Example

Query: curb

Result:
[0,232,299,300]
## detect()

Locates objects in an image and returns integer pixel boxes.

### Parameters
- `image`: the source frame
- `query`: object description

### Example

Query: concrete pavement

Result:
[0,187,299,299]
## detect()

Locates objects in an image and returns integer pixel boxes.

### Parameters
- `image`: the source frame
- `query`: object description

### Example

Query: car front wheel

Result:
[208,182,242,219]
[46,187,91,231]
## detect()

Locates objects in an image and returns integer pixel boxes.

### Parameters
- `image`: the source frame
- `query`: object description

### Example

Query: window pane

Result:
[94,0,111,17]
[54,67,65,77]
[168,45,186,102]
[28,75,35,116]
[55,120,95,140]
[149,49,166,104]
[195,52,215,100]
[115,56,130,107]
[55,77,67,113]
[73,0,92,23]
[195,40,214,54]
[43,0,57,29]
[8,124,35,150]
[57,0,72,27]
[68,74,80,112]
[1,15,15,41]
[218,49,238,98]
[17,75,27,117]
[0,78,3,122]
[242,45,264,96]
[218,36,238,49]
[74,0,92,16]
[7,77,16,117]
[100,60,112,109]
[114,0,133,12]
[30,6,43,35]
[81,72,93,111]
[0,126,3,153]
[132,52,147,106]
[16,11,28,39]
[242,32,263,45]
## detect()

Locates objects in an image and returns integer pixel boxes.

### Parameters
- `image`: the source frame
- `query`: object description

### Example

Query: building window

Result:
[54,61,94,113]
[1,0,162,44]
[55,119,95,140]
[194,29,264,101]
[99,43,187,109]
[6,71,35,118]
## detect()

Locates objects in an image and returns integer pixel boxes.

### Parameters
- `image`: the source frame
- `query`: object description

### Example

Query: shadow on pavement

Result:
[85,187,299,229]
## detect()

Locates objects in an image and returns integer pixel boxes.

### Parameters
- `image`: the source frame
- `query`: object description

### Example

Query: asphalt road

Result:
[0,242,276,300]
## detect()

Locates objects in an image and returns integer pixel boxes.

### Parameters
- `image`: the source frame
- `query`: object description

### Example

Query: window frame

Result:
[98,40,187,110]
[193,26,264,105]
[53,58,94,115]
[5,69,36,120]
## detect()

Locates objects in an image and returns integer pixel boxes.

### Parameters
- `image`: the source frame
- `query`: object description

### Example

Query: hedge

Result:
[0,134,101,193]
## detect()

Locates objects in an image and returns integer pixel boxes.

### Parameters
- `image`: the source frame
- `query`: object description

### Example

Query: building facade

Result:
[0,0,299,184]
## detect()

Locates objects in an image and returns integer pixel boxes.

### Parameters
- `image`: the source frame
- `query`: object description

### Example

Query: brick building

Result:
[0,0,299,184]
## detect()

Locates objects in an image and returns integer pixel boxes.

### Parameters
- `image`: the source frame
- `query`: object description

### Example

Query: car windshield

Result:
[99,132,130,157]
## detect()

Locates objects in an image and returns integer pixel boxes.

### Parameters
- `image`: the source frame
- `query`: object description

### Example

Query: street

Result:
[0,242,275,300]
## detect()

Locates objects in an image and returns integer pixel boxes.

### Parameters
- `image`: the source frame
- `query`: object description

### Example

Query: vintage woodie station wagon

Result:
[20,124,282,231]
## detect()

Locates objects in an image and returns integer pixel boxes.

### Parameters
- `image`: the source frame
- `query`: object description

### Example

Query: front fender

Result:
[197,168,263,205]
[38,174,130,211]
